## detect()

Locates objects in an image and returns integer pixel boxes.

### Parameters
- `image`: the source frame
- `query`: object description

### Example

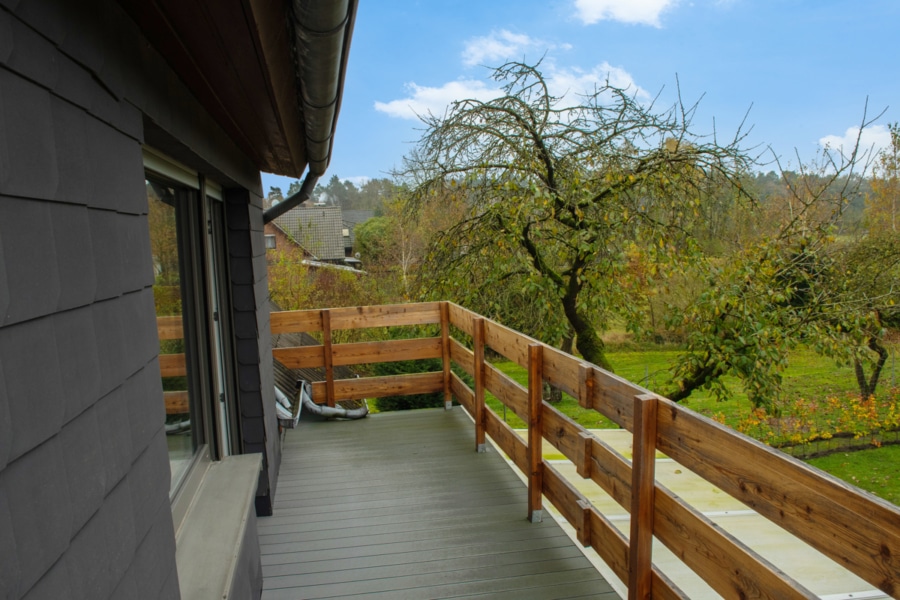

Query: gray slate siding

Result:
[0,24,178,593]
[225,189,281,516]
[0,0,278,597]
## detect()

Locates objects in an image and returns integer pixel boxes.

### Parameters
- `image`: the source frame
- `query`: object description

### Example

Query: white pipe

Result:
[298,380,368,419]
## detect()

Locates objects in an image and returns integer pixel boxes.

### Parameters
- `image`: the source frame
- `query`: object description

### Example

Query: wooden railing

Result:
[157,315,190,414]
[161,301,900,599]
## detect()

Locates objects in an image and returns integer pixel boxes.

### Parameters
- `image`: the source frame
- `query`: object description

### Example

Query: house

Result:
[0,0,356,598]
[274,205,347,263]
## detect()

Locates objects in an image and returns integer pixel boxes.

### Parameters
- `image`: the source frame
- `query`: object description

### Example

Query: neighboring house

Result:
[274,205,347,263]
[0,1,356,599]
[264,221,311,261]
[342,209,375,263]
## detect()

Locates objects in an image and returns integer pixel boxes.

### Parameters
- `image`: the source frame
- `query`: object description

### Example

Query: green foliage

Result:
[866,122,900,235]
[402,60,752,371]
[354,216,393,263]
[665,139,896,410]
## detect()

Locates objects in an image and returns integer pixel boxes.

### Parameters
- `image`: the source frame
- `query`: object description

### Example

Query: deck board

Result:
[261,407,617,599]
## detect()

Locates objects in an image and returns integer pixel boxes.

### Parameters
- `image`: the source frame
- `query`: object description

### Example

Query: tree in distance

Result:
[401,60,753,371]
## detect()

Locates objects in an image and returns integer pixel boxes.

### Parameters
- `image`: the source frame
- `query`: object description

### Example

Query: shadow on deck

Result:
[260,408,617,599]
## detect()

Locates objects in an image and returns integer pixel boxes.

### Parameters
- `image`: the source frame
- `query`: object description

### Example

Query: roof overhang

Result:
[117,0,357,178]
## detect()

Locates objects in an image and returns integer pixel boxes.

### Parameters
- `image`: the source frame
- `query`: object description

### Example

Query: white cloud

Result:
[462,30,538,67]
[819,124,892,157]
[546,62,649,103]
[375,61,647,121]
[374,80,502,120]
[343,176,370,187]
[462,30,573,67]
[574,0,678,27]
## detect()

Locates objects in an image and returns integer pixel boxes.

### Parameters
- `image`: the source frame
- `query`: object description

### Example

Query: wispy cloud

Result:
[546,62,649,102]
[462,30,570,67]
[375,60,647,121]
[374,80,502,120]
[574,0,678,27]
[819,124,892,158]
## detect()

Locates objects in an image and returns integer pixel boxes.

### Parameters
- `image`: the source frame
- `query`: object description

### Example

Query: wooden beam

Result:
[578,363,594,409]
[528,343,544,523]
[159,353,186,378]
[332,337,442,366]
[629,393,658,600]
[322,309,335,408]
[473,317,486,452]
[271,345,324,369]
[440,302,452,409]
[164,390,189,414]
[308,372,444,403]
[270,309,322,334]
[157,315,183,340]
[327,302,442,330]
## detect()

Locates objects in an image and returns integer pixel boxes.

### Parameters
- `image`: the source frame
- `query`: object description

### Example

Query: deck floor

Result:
[260,407,617,599]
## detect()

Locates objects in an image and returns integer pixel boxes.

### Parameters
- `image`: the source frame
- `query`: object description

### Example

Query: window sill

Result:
[174,454,262,600]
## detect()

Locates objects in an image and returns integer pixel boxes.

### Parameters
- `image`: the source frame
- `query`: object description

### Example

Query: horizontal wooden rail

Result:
[156,317,189,416]
[164,391,189,414]
[271,302,442,334]
[272,337,442,369]
[157,315,184,340]
[159,353,186,378]
[308,372,444,404]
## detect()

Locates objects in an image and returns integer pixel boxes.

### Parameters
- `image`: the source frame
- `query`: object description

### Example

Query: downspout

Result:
[263,172,318,223]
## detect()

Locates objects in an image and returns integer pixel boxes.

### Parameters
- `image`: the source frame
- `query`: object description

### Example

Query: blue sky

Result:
[263,0,899,193]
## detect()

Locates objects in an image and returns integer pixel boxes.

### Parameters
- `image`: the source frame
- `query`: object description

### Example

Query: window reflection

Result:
[147,179,195,491]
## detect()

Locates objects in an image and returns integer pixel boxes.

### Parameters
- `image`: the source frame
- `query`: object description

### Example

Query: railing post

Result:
[322,309,335,408]
[440,302,452,410]
[578,363,595,409]
[629,393,659,600]
[473,317,486,452]
[528,343,544,523]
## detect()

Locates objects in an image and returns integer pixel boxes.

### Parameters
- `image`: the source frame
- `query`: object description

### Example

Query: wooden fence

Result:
[157,315,189,415]
[160,301,900,599]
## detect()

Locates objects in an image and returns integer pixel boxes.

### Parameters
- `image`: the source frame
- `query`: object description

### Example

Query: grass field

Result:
[807,445,900,505]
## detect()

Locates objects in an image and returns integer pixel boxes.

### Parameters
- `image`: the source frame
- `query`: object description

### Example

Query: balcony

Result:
[166,302,900,598]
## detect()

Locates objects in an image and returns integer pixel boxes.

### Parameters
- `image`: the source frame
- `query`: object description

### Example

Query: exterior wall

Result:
[0,0,279,597]
[226,190,281,515]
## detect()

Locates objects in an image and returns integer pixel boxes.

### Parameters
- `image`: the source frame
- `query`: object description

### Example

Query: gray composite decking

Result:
[259,407,618,599]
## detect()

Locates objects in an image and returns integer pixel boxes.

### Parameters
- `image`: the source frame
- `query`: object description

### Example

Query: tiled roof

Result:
[341,210,374,250]
[341,210,375,226]
[275,206,345,260]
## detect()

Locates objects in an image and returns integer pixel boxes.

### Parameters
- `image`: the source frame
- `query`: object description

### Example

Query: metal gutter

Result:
[291,0,357,176]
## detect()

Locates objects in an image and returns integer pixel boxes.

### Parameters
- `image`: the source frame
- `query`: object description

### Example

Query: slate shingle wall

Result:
[226,189,281,516]
[0,3,180,588]
[0,0,276,597]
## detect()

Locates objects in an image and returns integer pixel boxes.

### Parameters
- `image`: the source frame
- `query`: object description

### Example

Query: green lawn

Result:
[807,445,900,505]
